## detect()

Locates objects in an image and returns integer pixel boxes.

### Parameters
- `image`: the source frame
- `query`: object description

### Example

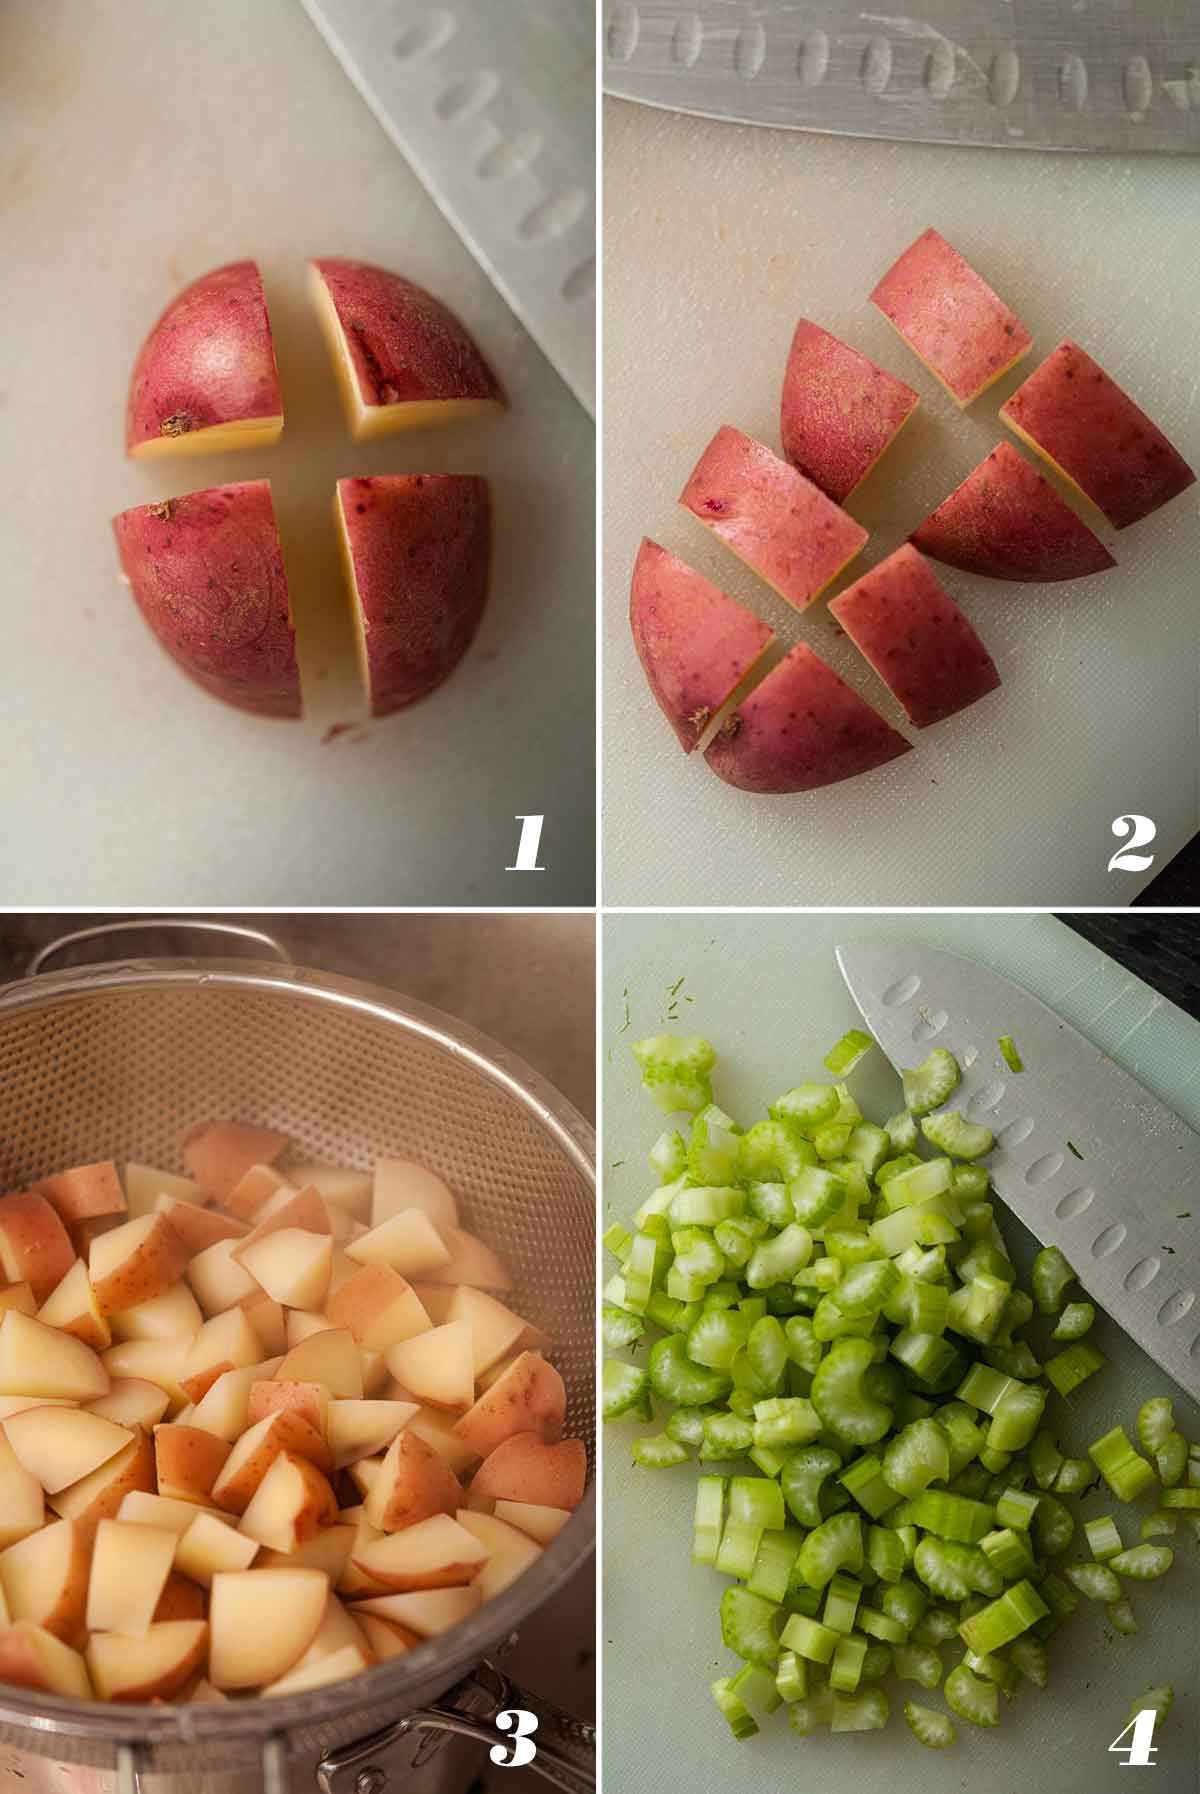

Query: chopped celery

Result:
[1107,1598,1137,1635]
[893,1642,942,1688]
[1141,1510,1177,1539]
[649,1128,687,1180]
[1034,1493,1075,1558]
[1136,1394,1174,1456]
[911,1490,994,1544]
[1009,1634,1047,1688]
[902,1049,960,1117]
[692,1476,726,1564]
[721,1584,781,1670]
[1031,1245,1075,1316]
[994,1487,1039,1530]
[771,1082,839,1129]
[1051,1300,1095,1341]
[774,1649,807,1703]
[823,1573,863,1637]
[998,1035,1023,1073]
[631,1434,689,1468]
[958,1581,1048,1653]
[1155,1431,1187,1487]
[840,1454,902,1519]
[1044,1342,1105,1397]
[728,1661,782,1718]
[921,1110,994,1162]
[944,1663,999,1728]
[603,1358,651,1420]
[710,1675,759,1740]
[1125,1685,1172,1729]
[1063,1561,1121,1603]
[825,1029,876,1079]
[1089,1425,1156,1501]
[831,1684,888,1730]
[781,1446,843,1528]
[1108,1543,1173,1581]
[811,1337,893,1445]
[904,1700,955,1748]
[796,1511,863,1590]
[648,1333,730,1406]
[781,1613,839,1665]
[1084,1515,1123,1561]
[602,1302,644,1350]
[787,1685,836,1736]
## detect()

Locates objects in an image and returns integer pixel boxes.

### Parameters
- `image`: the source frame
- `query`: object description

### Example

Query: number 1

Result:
[507,815,546,872]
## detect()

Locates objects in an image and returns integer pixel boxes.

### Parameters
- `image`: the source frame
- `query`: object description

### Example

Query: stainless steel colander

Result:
[0,922,596,1794]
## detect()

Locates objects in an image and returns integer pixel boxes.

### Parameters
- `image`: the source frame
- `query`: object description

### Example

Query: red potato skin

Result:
[870,229,1031,405]
[704,642,911,794]
[780,320,919,503]
[338,475,491,717]
[112,483,302,720]
[1000,339,1196,530]
[910,442,1115,583]
[629,539,774,752]
[829,545,1000,730]
[0,1192,77,1303]
[313,258,504,410]
[125,261,281,454]
[679,427,867,612]
[33,1164,126,1229]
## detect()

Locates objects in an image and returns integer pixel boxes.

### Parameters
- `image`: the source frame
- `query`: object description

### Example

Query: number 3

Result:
[1108,1708,1158,1767]
[1108,814,1156,874]
[491,1708,539,1768]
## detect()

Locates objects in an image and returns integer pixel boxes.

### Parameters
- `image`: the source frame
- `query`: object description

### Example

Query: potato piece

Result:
[155,1423,232,1504]
[493,1500,571,1544]
[108,1280,204,1344]
[87,1377,171,1430]
[364,1429,461,1534]
[188,1359,280,1442]
[351,1513,489,1591]
[239,1451,338,1552]
[0,1431,48,1552]
[86,1519,176,1636]
[180,1121,290,1201]
[240,1292,287,1356]
[51,1433,156,1533]
[470,1434,586,1511]
[356,1612,417,1660]
[349,1585,481,1637]
[828,544,1000,729]
[0,1621,92,1698]
[89,1214,188,1313]
[101,1334,193,1410]
[240,1228,332,1310]
[454,1509,541,1600]
[628,539,774,754]
[38,1260,111,1351]
[680,426,867,613]
[118,1489,212,1535]
[0,1192,76,1303]
[0,1519,90,1641]
[34,1163,127,1232]
[454,1353,565,1458]
[247,1378,329,1435]
[153,1569,207,1623]
[87,1619,208,1701]
[124,1164,203,1219]
[226,1163,293,1221]
[262,1640,368,1696]
[446,1287,543,1376]
[259,1521,355,1584]
[410,1227,513,1291]
[155,1195,249,1254]
[372,1161,460,1231]
[310,258,503,439]
[384,1321,474,1413]
[187,1236,259,1316]
[179,1308,265,1403]
[870,228,1031,406]
[231,1186,332,1260]
[0,1285,36,1318]
[328,1399,417,1470]
[208,1567,327,1689]
[405,1405,480,1478]
[277,1328,363,1398]
[780,319,919,502]
[0,1310,109,1400]
[211,1409,332,1514]
[325,1264,432,1352]
[287,1164,372,1222]
[4,1406,132,1494]
[175,1510,259,1587]
[909,441,1115,583]
[346,1208,451,1278]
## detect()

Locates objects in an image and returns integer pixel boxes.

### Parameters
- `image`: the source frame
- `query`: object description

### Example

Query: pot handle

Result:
[27,918,291,976]
[315,1660,595,1794]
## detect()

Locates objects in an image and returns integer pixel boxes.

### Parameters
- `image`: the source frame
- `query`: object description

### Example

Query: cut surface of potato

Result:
[86,1619,207,1702]
[240,1228,332,1309]
[385,1320,474,1411]
[238,1450,338,1552]
[4,1406,132,1494]
[364,1429,462,1533]
[325,1264,432,1351]
[208,1567,327,1689]
[351,1513,489,1591]
[493,1500,571,1544]
[180,1122,290,1202]
[0,1519,90,1642]
[86,1519,176,1637]
[0,1311,109,1400]
[372,1161,460,1231]
[454,1352,565,1458]
[455,1508,542,1600]
[0,1192,77,1303]
[350,1584,481,1637]
[175,1510,259,1586]
[0,1621,92,1698]
[346,1209,452,1278]
[89,1214,189,1313]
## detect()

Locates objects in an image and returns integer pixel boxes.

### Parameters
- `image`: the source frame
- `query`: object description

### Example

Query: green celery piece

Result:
[1141,1510,1178,1540]
[710,1675,759,1741]
[811,1337,893,1444]
[745,1315,788,1388]
[911,1490,994,1544]
[893,1642,942,1688]
[998,1035,1024,1072]
[753,1396,821,1449]
[845,1123,890,1177]
[727,1661,782,1717]
[1053,1457,1098,1496]
[1107,1597,1138,1635]
[631,1433,690,1467]
[1034,1493,1075,1558]
[834,1257,899,1317]
[884,1109,919,1154]
[980,1527,1035,1580]
[1124,1685,1173,1730]
[823,1028,875,1077]
[666,1406,710,1448]
[1051,1300,1095,1341]
[670,1184,745,1227]
[882,1418,951,1497]
[1084,1515,1123,1561]
[632,1034,716,1115]
[902,1049,960,1117]
[729,1474,785,1532]
[1064,1561,1121,1603]
[701,1411,754,1460]
[747,1529,802,1603]
[994,1487,1039,1530]
[1108,1543,1173,1581]
[1031,1244,1075,1315]
[789,1166,848,1230]
[814,1121,853,1161]
[1089,1425,1156,1501]
[913,1538,1000,1601]
[921,1111,994,1162]
[781,1446,843,1528]
[601,1303,643,1351]
[1028,1428,1063,1490]
[1044,1342,1105,1398]
[774,1649,807,1703]
[828,1636,869,1697]
[783,1315,822,1373]
[1009,1633,1048,1689]
[822,1572,862,1636]
[1155,1431,1187,1487]
[746,1223,814,1290]
[720,1584,781,1670]
[962,1648,1019,1697]
[855,1605,907,1644]
[647,1334,730,1407]
[687,1104,742,1184]
[786,1689,836,1737]
[912,1606,958,1646]
[737,1118,815,1186]
[771,1082,839,1130]
[648,1128,687,1180]
[686,1307,749,1371]
[840,1454,902,1519]
[692,1475,726,1564]
[880,1575,929,1633]
[986,1382,1046,1453]
[1160,1487,1200,1509]
[780,1612,838,1664]
[867,1524,906,1585]
[958,1580,1048,1655]
[796,1511,863,1590]
[904,1700,956,1748]
[602,1358,650,1420]
[1136,1394,1175,1456]
[880,1156,951,1211]
[602,1221,632,1261]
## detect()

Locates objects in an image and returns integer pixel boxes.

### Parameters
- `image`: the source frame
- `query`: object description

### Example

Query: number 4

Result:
[1109,1708,1158,1767]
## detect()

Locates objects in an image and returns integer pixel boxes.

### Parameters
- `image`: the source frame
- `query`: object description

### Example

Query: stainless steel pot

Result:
[0,922,596,1794]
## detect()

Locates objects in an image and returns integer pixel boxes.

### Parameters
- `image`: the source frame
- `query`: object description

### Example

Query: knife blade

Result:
[836,941,1200,1403]
[300,0,596,414]
[605,1,1200,156]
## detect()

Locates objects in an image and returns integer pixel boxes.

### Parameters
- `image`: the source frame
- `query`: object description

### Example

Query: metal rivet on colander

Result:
[356,1769,387,1794]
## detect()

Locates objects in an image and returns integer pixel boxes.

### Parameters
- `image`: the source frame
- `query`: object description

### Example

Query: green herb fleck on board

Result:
[1067,1141,1084,1160]
[999,1035,1024,1073]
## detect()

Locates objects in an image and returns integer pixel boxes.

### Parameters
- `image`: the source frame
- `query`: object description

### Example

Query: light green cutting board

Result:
[603,913,1199,1792]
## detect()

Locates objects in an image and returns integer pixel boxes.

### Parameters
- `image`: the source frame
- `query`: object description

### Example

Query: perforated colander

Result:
[0,922,595,1794]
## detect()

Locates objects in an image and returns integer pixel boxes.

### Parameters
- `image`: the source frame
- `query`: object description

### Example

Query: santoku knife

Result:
[605,0,1200,156]
[837,942,1200,1403]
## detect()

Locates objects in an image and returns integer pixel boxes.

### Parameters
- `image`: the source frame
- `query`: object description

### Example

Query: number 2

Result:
[491,1708,539,1768]
[1108,814,1156,874]
[1108,1708,1158,1767]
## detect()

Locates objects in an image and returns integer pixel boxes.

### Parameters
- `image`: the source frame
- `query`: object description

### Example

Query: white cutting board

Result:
[603,912,1199,1792]
[603,100,1200,906]
[0,0,594,906]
